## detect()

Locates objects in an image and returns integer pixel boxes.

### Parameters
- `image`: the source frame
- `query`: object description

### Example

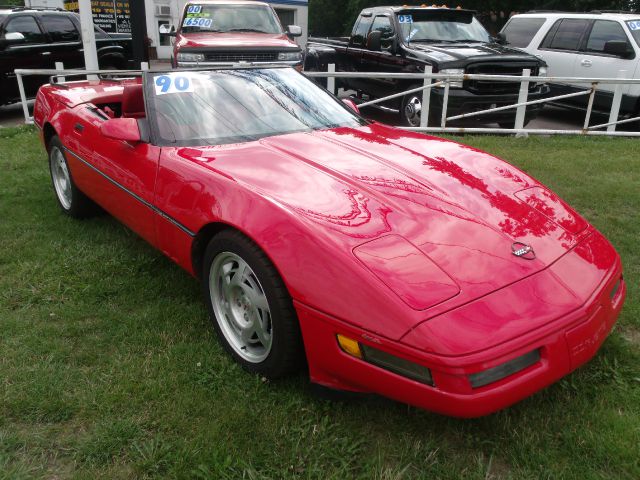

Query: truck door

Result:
[38,14,84,70]
[343,14,372,92]
[357,14,407,102]
[577,20,635,114]
[537,18,589,108]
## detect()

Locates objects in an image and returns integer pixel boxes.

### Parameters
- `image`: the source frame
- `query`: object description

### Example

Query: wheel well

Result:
[191,222,233,279]
[43,123,57,151]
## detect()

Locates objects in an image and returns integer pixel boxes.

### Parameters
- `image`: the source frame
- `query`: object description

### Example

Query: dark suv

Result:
[0,6,133,106]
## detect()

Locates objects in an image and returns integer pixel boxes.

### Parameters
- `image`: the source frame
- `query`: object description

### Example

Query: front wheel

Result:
[202,230,304,379]
[399,87,437,127]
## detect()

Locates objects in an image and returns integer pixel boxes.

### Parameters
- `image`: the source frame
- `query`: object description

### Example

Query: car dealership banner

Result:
[64,0,131,34]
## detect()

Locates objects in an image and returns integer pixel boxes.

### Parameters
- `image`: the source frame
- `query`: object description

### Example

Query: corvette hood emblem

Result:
[512,242,536,260]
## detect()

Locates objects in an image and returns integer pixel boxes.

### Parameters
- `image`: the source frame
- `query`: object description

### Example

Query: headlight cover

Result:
[278,51,302,62]
[177,52,205,63]
[438,68,464,88]
[538,66,548,78]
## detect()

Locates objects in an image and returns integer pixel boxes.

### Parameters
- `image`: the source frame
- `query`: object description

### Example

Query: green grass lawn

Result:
[0,126,638,479]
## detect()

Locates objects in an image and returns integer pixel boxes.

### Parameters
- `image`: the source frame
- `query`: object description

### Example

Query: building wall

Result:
[25,0,65,8]
[146,0,308,60]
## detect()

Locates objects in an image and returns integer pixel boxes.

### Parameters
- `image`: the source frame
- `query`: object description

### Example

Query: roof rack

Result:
[591,10,638,14]
[0,5,66,11]
[526,9,638,14]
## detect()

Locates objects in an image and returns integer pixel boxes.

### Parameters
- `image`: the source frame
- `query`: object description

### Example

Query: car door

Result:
[577,20,635,113]
[38,14,84,70]
[1,14,52,99]
[67,86,161,247]
[537,18,590,106]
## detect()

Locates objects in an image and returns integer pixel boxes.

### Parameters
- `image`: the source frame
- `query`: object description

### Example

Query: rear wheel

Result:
[48,136,98,218]
[202,230,304,379]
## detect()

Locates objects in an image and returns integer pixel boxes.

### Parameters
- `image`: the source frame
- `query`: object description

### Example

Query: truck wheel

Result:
[400,86,436,127]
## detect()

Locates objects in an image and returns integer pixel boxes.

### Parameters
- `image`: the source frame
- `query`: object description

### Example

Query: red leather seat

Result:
[121,84,146,119]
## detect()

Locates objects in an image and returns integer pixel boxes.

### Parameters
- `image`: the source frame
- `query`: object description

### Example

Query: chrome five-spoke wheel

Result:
[209,251,272,363]
[202,230,303,378]
[50,146,72,210]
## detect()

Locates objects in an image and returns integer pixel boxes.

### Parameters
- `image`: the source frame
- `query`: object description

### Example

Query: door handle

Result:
[41,51,51,56]
[581,59,592,67]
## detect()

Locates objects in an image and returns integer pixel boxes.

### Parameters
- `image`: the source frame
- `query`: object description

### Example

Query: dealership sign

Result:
[64,0,131,34]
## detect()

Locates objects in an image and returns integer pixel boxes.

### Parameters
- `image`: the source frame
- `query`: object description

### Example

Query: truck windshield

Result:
[397,11,490,43]
[147,68,367,146]
[181,4,282,34]
[626,20,640,46]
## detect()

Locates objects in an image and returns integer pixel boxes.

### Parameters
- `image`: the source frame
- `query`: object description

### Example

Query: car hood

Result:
[183,123,591,339]
[409,42,541,64]
[176,32,298,50]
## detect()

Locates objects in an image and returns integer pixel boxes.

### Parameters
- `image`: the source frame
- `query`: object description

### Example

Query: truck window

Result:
[371,16,395,49]
[502,17,545,48]
[541,19,589,51]
[586,20,629,53]
[352,15,373,47]
[4,15,44,43]
[397,10,490,43]
[626,20,640,47]
[181,4,282,35]
[40,15,80,42]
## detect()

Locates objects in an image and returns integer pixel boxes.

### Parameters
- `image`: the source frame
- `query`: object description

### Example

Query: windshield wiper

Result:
[410,39,457,44]
[227,28,269,34]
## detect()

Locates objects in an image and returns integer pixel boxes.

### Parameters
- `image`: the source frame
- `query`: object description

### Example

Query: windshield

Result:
[397,11,490,43]
[181,4,282,34]
[147,68,367,146]
[626,20,640,46]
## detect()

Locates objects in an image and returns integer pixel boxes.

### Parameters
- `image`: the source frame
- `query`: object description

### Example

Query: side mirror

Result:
[4,31,26,44]
[100,117,141,143]
[603,40,633,58]
[367,30,382,51]
[287,25,302,38]
[495,32,507,45]
[342,98,360,114]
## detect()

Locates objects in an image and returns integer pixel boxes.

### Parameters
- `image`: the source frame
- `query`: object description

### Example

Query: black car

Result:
[0,6,134,106]
[305,6,550,127]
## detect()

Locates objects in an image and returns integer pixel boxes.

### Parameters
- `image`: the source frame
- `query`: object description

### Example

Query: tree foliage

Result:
[309,0,639,36]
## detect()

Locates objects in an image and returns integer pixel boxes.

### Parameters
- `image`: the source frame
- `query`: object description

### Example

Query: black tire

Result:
[202,230,304,379]
[48,136,98,218]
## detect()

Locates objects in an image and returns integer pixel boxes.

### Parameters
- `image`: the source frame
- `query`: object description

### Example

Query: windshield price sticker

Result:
[629,21,640,31]
[187,5,202,14]
[154,74,195,96]
[398,15,413,24]
[183,17,212,27]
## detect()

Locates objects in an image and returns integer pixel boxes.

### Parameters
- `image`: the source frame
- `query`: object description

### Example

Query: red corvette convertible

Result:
[33,67,625,417]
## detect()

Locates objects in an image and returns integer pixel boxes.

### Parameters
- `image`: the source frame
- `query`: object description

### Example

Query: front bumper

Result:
[296,233,625,418]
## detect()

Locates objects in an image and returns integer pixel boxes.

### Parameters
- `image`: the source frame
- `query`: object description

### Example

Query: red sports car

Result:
[33,67,625,417]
